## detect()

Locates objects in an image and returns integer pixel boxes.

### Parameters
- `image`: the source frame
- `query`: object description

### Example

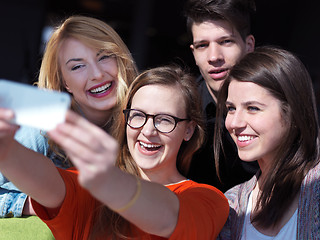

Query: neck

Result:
[205,82,218,103]
[73,102,113,129]
[139,167,186,185]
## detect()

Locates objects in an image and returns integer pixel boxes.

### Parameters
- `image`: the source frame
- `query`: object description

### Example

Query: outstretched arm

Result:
[48,110,180,238]
[0,108,66,210]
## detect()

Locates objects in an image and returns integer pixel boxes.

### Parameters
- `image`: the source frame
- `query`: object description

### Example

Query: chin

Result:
[238,154,257,162]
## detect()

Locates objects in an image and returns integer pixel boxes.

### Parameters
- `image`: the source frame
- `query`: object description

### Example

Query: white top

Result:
[241,192,297,240]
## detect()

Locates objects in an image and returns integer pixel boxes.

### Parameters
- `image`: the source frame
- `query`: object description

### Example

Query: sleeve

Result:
[217,184,243,240]
[169,184,229,240]
[14,126,49,155]
[32,168,95,240]
[0,186,27,217]
[0,127,48,218]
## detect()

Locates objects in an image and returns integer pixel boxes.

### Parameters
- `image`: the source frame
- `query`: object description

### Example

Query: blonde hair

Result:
[38,15,138,167]
[38,15,138,110]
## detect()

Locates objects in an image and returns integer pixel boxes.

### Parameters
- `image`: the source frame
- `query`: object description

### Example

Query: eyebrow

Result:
[193,34,236,45]
[65,49,105,65]
[97,49,104,56]
[192,40,208,45]
[226,100,267,107]
[66,58,82,65]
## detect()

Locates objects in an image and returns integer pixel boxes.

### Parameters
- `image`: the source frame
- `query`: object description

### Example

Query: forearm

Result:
[0,141,65,209]
[47,111,180,237]
[89,167,179,238]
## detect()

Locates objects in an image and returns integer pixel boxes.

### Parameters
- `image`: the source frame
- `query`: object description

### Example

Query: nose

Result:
[141,117,157,136]
[226,110,246,133]
[90,63,104,80]
[207,44,223,63]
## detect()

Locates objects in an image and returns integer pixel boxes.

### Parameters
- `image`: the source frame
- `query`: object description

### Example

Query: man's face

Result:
[190,20,254,98]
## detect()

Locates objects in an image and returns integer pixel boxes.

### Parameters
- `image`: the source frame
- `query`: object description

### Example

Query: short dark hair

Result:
[184,0,256,41]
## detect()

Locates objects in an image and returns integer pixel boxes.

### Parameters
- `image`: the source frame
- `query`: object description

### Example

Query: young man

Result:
[185,0,259,192]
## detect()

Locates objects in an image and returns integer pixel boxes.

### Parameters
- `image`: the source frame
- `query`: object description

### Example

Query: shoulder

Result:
[168,180,229,239]
[167,180,225,197]
[14,126,49,154]
[168,180,229,220]
[306,161,320,179]
[224,175,256,211]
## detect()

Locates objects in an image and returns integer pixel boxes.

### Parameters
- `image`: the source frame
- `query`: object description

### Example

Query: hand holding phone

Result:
[0,80,71,131]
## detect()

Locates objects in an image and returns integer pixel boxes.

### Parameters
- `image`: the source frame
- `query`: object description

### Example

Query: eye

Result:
[71,64,85,71]
[248,106,260,112]
[155,115,175,125]
[220,39,234,46]
[194,42,209,49]
[226,105,235,112]
[99,54,115,62]
[129,111,145,119]
[99,55,110,61]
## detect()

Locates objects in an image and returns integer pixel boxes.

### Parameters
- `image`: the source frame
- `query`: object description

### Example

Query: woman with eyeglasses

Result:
[0,65,229,239]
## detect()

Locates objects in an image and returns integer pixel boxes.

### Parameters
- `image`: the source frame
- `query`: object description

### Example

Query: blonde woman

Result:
[0,15,138,218]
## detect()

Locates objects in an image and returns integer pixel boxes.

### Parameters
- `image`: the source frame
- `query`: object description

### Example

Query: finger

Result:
[0,109,19,137]
[49,119,118,166]
[58,111,113,149]
[0,108,15,121]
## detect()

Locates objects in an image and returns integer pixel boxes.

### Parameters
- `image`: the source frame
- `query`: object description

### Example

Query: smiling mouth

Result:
[238,135,255,142]
[139,141,161,151]
[89,82,112,94]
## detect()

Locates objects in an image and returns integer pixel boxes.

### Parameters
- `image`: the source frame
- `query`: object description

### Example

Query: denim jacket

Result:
[0,126,69,217]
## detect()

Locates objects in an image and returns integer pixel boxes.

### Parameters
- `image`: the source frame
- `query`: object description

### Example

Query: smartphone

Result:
[0,79,71,131]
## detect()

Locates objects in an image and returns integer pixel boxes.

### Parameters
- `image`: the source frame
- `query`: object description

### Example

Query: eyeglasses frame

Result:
[123,109,190,133]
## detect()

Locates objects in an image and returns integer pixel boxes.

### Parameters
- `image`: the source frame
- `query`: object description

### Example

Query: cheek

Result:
[225,48,243,64]
[63,73,83,93]
[193,52,205,65]
[224,115,233,132]
[101,60,118,77]
[126,127,138,149]
[269,122,288,144]
[166,132,185,154]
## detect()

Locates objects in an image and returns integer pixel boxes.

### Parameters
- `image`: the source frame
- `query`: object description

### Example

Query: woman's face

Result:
[126,84,195,180]
[59,37,118,117]
[225,80,288,169]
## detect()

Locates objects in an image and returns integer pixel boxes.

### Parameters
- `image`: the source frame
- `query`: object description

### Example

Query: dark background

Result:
[0,0,319,104]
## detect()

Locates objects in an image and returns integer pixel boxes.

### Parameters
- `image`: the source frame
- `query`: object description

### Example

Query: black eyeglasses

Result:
[123,109,189,133]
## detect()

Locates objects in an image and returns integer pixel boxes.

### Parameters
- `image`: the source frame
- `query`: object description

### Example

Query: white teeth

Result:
[90,82,111,93]
[238,136,254,142]
[140,141,161,149]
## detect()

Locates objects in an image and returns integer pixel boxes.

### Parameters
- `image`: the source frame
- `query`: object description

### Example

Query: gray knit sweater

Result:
[218,162,320,240]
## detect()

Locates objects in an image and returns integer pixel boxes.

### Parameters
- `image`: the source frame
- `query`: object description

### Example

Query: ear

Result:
[190,44,194,53]
[190,44,198,66]
[245,35,255,53]
[64,82,72,94]
[184,121,196,141]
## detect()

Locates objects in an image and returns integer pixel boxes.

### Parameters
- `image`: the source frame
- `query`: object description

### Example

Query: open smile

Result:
[238,135,255,142]
[88,82,112,94]
[139,141,162,151]
[235,135,256,148]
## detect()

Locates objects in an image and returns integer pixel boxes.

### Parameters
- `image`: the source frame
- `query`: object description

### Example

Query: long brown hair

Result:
[214,46,320,228]
[90,65,205,239]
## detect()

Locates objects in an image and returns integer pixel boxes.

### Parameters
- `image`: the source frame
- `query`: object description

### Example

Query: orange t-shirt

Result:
[32,168,229,239]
